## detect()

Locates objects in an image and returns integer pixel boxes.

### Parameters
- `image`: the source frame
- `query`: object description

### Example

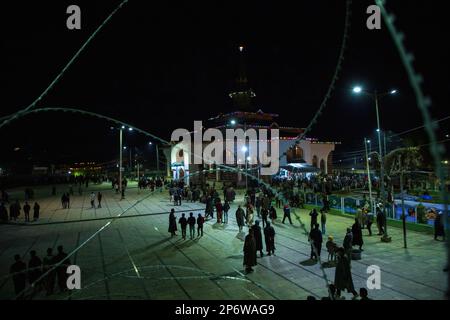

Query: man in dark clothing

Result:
[10,254,27,299]
[97,192,103,208]
[264,222,276,256]
[351,218,364,251]
[251,221,264,258]
[197,213,204,237]
[23,202,31,222]
[309,223,323,260]
[187,212,196,239]
[243,229,257,273]
[28,250,42,290]
[261,208,269,228]
[376,207,385,235]
[343,228,353,259]
[42,248,56,296]
[309,209,319,229]
[434,212,446,241]
[223,200,230,224]
[178,213,188,240]
[54,246,71,292]
[282,204,293,225]
[33,202,40,221]
[359,288,371,300]
[334,248,358,299]
[236,205,245,232]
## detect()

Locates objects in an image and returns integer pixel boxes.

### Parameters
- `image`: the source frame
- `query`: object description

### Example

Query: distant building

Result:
[164,47,339,185]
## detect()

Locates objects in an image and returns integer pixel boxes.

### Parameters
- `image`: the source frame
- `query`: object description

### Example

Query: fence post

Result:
[341,197,345,213]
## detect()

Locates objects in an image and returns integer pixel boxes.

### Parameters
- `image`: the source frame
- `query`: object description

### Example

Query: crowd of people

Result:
[9,246,71,299]
[0,200,41,222]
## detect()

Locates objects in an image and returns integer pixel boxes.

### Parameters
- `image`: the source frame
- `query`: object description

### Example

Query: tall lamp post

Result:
[112,125,133,200]
[242,146,248,191]
[364,138,373,212]
[149,141,160,174]
[353,86,397,242]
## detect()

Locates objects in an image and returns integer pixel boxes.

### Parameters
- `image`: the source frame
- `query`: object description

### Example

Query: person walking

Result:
[236,205,245,233]
[334,248,358,299]
[197,213,204,237]
[90,192,96,209]
[215,200,223,224]
[178,213,188,240]
[264,221,276,256]
[61,194,66,209]
[261,208,269,228]
[33,202,40,221]
[255,197,261,218]
[309,223,323,260]
[251,221,264,258]
[187,212,196,239]
[243,229,257,274]
[309,208,319,229]
[97,192,103,209]
[168,209,177,237]
[42,248,56,296]
[351,218,364,251]
[23,201,31,222]
[343,228,353,259]
[320,209,327,235]
[376,207,385,235]
[223,200,230,224]
[10,255,27,299]
[269,205,277,224]
[282,204,293,225]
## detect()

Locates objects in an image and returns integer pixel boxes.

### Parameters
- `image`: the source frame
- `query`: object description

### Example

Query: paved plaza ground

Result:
[0,183,447,300]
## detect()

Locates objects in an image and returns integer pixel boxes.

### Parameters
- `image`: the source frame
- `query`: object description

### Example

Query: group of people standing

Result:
[169,209,205,239]
[243,220,276,273]
[0,200,40,223]
[9,246,71,299]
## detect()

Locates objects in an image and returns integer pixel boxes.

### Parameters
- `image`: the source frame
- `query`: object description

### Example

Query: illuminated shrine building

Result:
[166,47,338,184]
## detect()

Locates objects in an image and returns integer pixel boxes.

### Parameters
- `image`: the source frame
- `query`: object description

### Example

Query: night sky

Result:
[1,0,448,167]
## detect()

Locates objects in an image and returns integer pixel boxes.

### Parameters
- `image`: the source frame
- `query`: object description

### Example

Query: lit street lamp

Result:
[111,125,134,200]
[364,138,374,213]
[353,86,397,242]
[242,146,248,190]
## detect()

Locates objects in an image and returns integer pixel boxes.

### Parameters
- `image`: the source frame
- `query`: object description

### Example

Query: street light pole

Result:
[374,93,390,241]
[353,86,396,242]
[119,127,123,199]
[365,138,373,212]
[156,145,160,173]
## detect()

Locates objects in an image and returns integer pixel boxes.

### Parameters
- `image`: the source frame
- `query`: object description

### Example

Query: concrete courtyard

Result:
[0,183,447,300]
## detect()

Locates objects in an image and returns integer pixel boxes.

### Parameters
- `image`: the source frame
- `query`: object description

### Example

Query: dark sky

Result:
[1,0,448,166]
